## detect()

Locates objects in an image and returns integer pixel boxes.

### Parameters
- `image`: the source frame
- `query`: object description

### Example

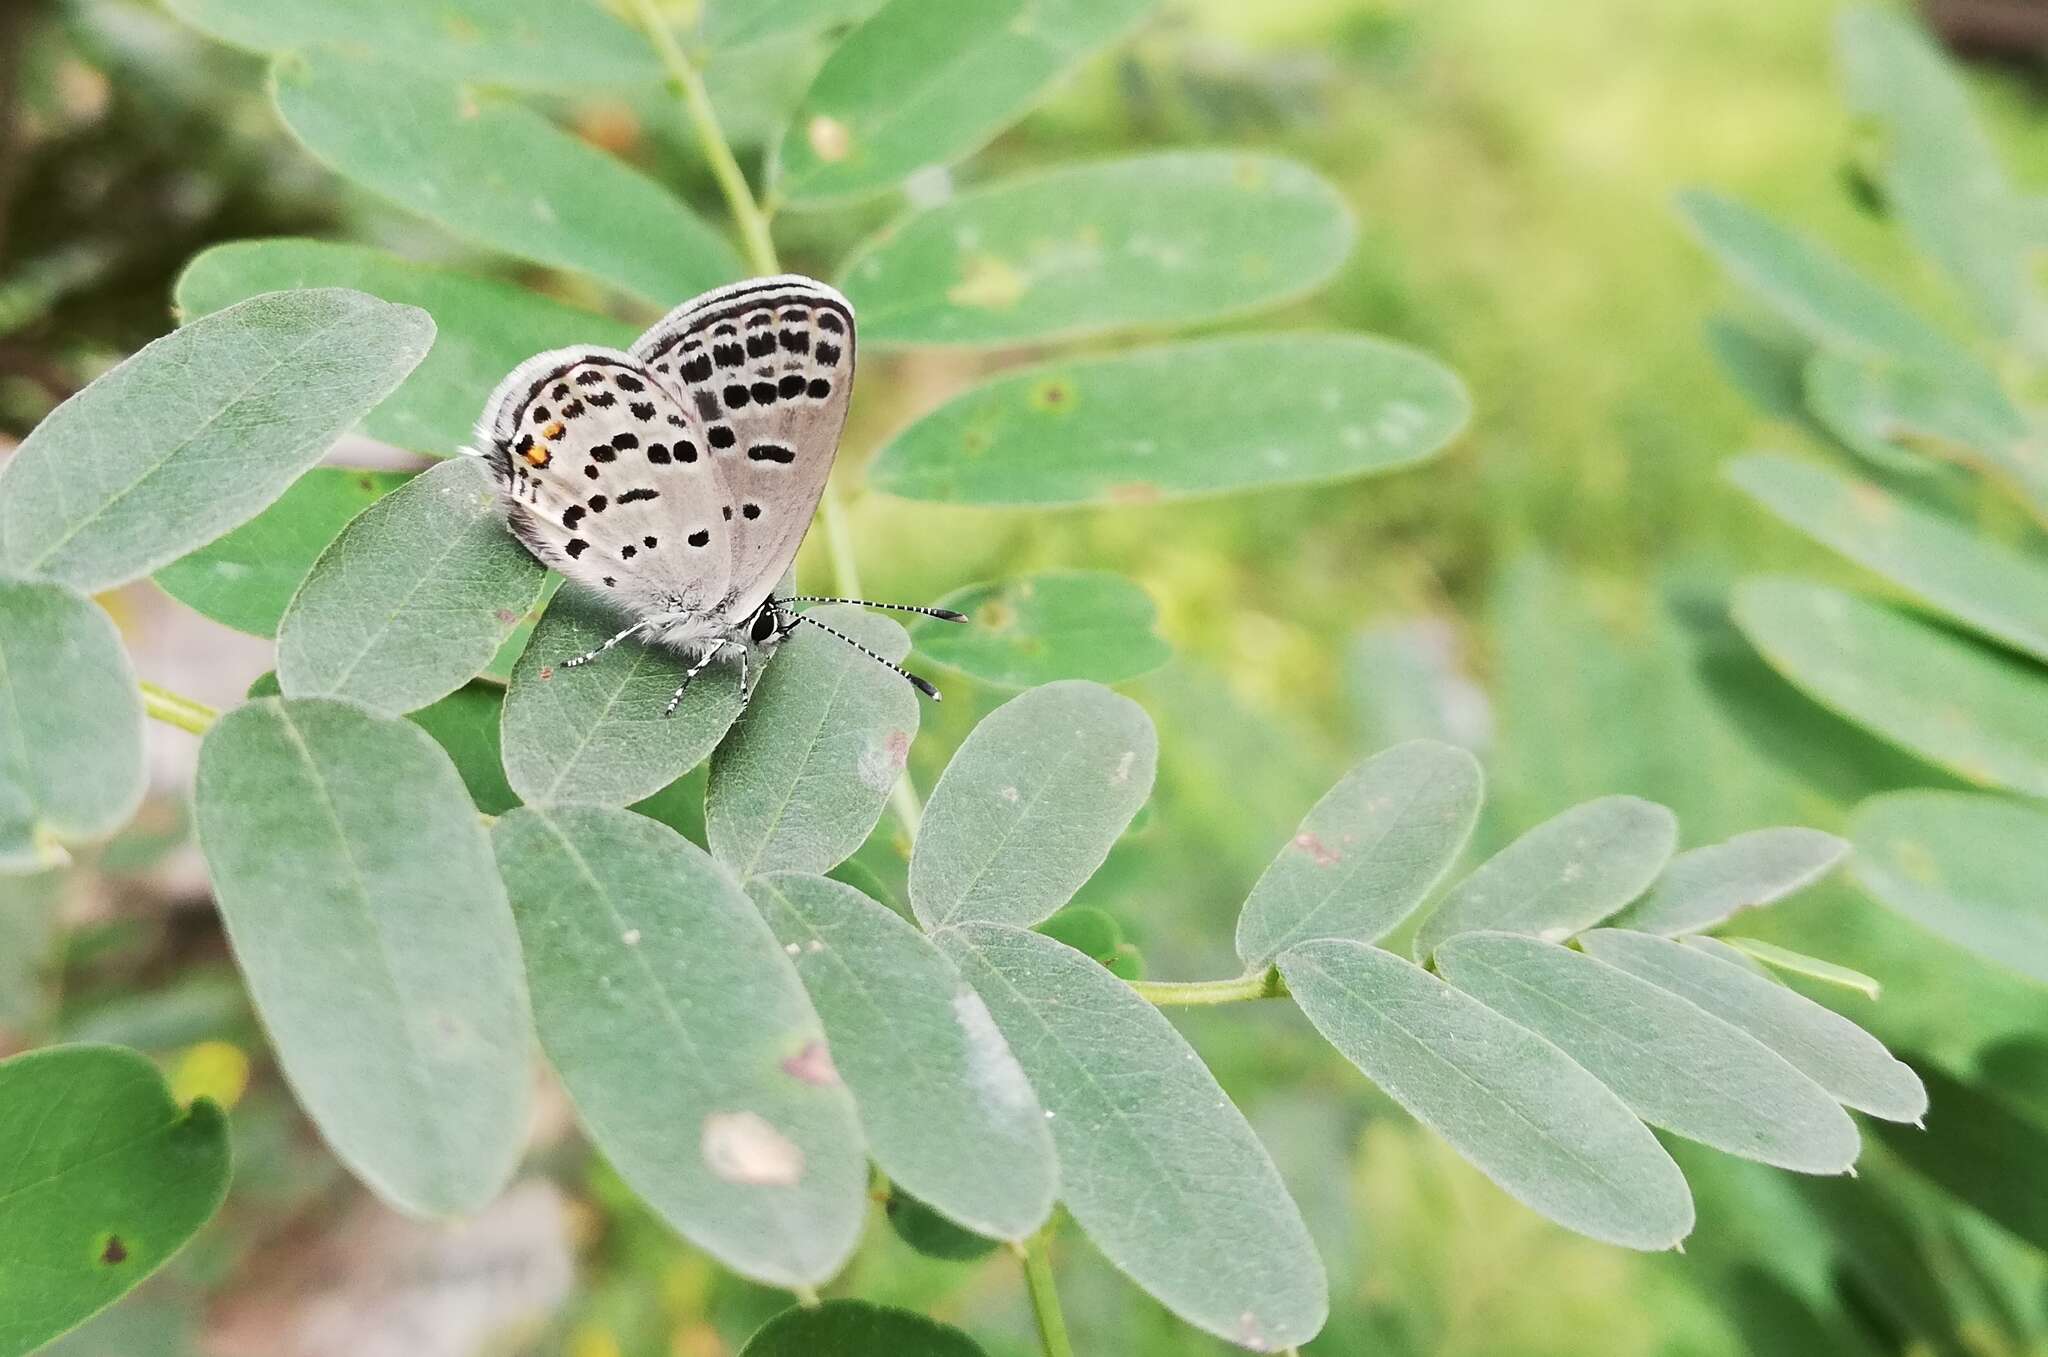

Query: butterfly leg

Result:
[663,640,744,718]
[560,617,655,670]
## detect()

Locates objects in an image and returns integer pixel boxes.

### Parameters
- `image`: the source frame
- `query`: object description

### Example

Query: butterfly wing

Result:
[475,346,733,622]
[633,275,855,619]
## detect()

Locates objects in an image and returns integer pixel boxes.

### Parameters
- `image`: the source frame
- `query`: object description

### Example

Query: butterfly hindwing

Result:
[633,275,855,619]
[477,346,733,619]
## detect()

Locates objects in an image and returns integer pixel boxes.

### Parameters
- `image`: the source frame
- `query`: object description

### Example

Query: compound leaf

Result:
[1612,826,1848,936]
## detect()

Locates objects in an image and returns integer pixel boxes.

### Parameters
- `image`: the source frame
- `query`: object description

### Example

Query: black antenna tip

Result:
[908,672,940,700]
[933,608,970,624]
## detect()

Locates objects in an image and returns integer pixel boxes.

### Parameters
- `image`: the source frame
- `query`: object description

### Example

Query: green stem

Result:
[1013,1233,1075,1357]
[140,681,217,735]
[1127,967,1288,1007]
[792,1284,822,1309]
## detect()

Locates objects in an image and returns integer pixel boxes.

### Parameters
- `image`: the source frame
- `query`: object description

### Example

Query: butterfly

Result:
[467,274,962,715]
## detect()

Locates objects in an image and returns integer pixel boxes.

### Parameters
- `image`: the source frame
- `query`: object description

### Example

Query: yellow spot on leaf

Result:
[1029,378,1077,414]
[171,1040,250,1111]
[948,254,1028,310]
[807,114,852,163]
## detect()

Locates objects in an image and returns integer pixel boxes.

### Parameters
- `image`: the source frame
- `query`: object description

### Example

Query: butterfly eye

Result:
[750,608,781,644]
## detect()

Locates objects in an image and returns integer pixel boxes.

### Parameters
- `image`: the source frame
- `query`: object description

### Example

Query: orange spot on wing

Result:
[542,421,566,440]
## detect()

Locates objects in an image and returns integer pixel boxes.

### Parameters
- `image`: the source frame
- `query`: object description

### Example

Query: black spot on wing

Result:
[647,443,671,464]
[630,401,656,421]
[709,425,736,450]
[747,444,796,464]
[566,538,590,558]
[682,354,714,383]
[816,341,842,367]
[618,487,659,504]
[562,505,585,529]
[742,502,761,520]
[614,372,645,393]
[807,378,831,399]
[688,529,711,547]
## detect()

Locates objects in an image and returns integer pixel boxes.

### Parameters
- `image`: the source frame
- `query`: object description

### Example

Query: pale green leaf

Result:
[910,681,1156,930]
[0,579,145,873]
[907,570,1170,689]
[272,54,739,304]
[741,1301,987,1357]
[1412,796,1677,961]
[177,240,637,454]
[154,467,410,637]
[842,152,1353,345]
[747,872,1055,1241]
[1278,939,1691,1250]
[707,607,918,878]
[0,1045,229,1357]
[0,288,433,591]
[194,697,532,1216]
[771,0,1156,205]
[940,923,1327,1350]
[492,806,866,1286]
[1716,938,1883,1000]
[160,0,660,87]
[1849,790,2048,986]
[1704,313,1814,423]
[706,0,883,50]
[1579,929,1924,1121]
[276,458,547,714]
[1733,577,2048,796]
[499,587,745,806]
[1873,1060,2048,1252]
[1730,453,2048,663]
[1436,932,1860,1173]
[1235,740,1482,966]
[1611,826,1848,936]
[870,335,1469,506]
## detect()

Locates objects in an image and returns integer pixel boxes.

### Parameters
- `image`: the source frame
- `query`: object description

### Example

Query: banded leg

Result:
[561,617,655,669]
[664,639,743,717]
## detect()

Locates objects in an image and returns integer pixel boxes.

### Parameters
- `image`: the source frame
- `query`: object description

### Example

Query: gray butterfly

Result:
[469,274,960,714]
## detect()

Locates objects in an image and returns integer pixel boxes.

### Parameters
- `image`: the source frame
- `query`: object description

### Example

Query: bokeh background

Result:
[4,0,2046,1353]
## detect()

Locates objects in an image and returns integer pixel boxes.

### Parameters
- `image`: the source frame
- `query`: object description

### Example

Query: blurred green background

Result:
[5,0,2047,1353]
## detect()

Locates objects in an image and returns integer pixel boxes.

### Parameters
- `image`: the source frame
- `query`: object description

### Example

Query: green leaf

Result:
[1611,826,1848,936]
[1733,577,2048,797]
[1435,932,1860,1174]
[153,467,410,637]
[870,335,1469,507]
[194,697,531,1216]
[1036,905,1123,965]
[0,288,432,592]
[910,681,1156,930]
[492,806,866,1286]
[160,0,660,87]
[0,579,145,872]
[177,240,638,454]
[1579,929,1924,1122]
[771,0,1156,205]
[407,682,520,816]
[707,607,919,878]
[1850,790,2048,986]
[706,0,884,50]
[1675,188,1977,374]
[1412,796,1677,962]
[940,923,1327,1350]
[0,1045,229,1356]
[747,872,1055,1241]
[907,571,1171,689]
[1729,454,2048,664]
[271,55,739,304]
[1704,313,1814,422]
[499,588,744,806]
[1715,938,1883,1000]
[1234,740,1483,966]
[741,1301,987,1357]
[842,152,1353,345]
[884,1190,1000,1261]
[1277,939,1691,1250]
[1874,1060,2048,1251]
[275,459,546,714]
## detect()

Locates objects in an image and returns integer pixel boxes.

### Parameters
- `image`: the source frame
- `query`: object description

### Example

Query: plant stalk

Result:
[140,681,217,735]
[1127,967,1288,1007]
[1014,1233,1075,1357]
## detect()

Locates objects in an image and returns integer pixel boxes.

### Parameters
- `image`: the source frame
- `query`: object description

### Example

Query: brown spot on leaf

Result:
[1294,832,1340,867]
[781,1041,839,1087]
[886,729,911,770]
[1029,378,1076,414]
[538,665,555,681]
[495,609,518,625]
[701,1111,805,1186]
[101,1236,128,1265]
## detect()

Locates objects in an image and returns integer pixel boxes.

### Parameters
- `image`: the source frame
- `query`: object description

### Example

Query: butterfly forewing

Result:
[633,275,854,620]
[478,346,733,619]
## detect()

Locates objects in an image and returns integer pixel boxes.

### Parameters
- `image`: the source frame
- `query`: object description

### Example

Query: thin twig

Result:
[1013,1232,1076,1357]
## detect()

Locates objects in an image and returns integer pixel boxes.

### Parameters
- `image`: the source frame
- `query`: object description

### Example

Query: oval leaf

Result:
[1733,576,2048,797]
[707,0,885,51]
[1580,929,1924,1122]
[772,0,1155,205]
[1612,827,1848,936]
[272,55,738,304]
[910,681,1156,930]
[1436,932,1860,1174]
[1730,453,2048,662]
[1413,796,1677,961]
[1851,790,2048,986]
[843,152,1353,345]
[1802,353,2042,511]
[275,459,546,714]
[708,607,919,878]
[940,923,1327,1350]
[499,588,744,806]
[492,806,866,1286]
[0,1045,230,1355]
[0,288,432,591]
[1235,740,1483,966]
[747,872,1056,1240]
[177,239,638,454]
[407,682,520,816]
[0,579,145,872]
[871,335,1467,507]
[1716,938,1883,999]
[907,570,1170,689]
[1278,939,1691,1250]
[154,467,410,637]
[194,698,532,1216]
[742,1301,987,1357]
